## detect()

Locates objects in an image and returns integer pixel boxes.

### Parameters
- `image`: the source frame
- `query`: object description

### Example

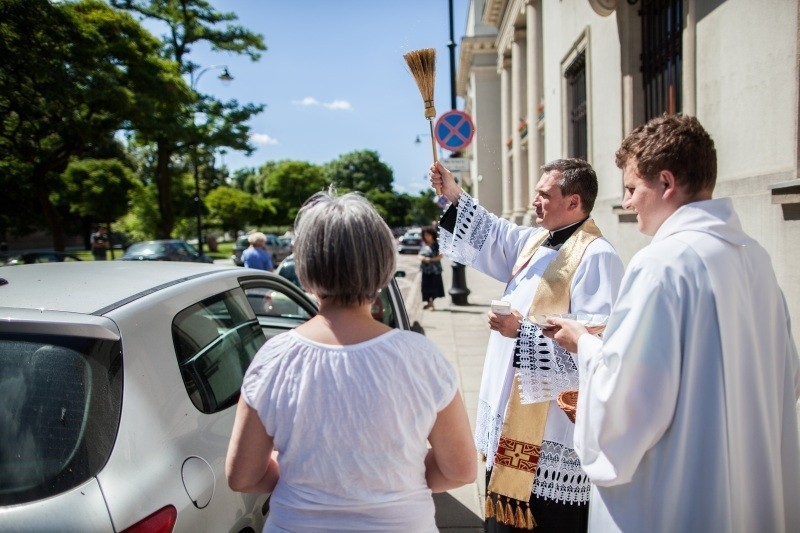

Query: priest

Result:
[430,158,624,532]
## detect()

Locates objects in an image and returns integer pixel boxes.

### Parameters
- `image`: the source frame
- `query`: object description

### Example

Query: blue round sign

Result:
[434,110,475,152]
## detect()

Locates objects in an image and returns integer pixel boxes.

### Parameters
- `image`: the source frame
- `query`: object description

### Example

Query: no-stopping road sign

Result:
[434,110,475,152]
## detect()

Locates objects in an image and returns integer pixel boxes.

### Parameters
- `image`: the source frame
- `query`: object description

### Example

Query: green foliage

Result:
[204,186,265,236]
[61,158,140,224]
[0,0,190,249]
[324,150,394,194]
[262,161,328,225]
[408,189,444,227]
[116,182,161,241]
[111,0,267,239]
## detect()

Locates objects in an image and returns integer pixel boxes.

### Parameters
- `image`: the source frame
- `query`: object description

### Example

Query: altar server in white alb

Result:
[547,114,800,533]
[430,159,624,532]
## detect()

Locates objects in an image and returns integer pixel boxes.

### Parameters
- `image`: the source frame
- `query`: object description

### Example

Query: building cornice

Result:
[458,34,498,96]
[482,0,505,27]
[496,0,528,62]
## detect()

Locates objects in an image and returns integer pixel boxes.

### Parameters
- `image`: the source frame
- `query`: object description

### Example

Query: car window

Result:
[244,286,312,341]
[171,243,191,258]
[0,334,122,505]
[371,288,397,328]
[172,289,267,413]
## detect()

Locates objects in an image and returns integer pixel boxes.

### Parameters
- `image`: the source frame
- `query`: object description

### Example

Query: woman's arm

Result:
[426,390,477,492]
[226,395,280,493]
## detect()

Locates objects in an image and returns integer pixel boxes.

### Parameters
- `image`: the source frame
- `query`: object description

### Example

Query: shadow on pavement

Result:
[434,492,484,530]
[443,306,490,315]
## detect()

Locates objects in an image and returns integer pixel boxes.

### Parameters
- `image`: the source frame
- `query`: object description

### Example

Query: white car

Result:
[0,261,410,532]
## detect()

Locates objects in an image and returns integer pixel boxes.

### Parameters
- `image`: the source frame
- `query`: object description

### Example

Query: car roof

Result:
[0,262,243,314]
[127,239,187,246]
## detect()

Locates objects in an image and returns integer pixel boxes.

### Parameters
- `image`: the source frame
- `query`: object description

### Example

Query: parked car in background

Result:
[275,254,410,330]
[4,251,82,265]
[231,233,292,267]
[121,239,213,263]
[397,228,423,254]
[0,261,412,531]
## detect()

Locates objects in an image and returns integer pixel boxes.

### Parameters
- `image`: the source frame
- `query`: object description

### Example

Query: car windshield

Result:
[0,333,123,505]
[126,242,165,255]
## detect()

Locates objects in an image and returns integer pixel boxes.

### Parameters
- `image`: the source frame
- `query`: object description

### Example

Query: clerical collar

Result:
[545,217,589,250]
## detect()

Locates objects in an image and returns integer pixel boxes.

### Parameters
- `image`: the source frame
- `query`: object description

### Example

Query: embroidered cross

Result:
[494,436,540,472]
[503,442,527,467]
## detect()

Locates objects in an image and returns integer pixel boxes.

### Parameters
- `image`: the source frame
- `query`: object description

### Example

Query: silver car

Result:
[0,261,410,531]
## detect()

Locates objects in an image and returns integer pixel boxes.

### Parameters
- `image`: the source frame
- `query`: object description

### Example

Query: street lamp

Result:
[189,65,233,254]
[191,64,234,89]
[446,0,470,305]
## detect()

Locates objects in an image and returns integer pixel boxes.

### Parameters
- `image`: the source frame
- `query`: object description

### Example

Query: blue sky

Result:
[148,1,470,194]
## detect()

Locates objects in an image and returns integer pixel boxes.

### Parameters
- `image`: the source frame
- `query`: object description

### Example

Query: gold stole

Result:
[485,219,602,529]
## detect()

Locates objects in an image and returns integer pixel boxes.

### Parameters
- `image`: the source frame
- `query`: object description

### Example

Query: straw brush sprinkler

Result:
[403,47,441,195]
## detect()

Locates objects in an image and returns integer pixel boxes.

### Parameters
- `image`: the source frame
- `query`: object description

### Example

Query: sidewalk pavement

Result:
[400,258,507,532]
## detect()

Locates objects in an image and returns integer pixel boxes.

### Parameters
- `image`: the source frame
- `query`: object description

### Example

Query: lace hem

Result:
[533,440,590,504]
[516,320,579,404]
[475,399,503,467]
[439,192,494,266]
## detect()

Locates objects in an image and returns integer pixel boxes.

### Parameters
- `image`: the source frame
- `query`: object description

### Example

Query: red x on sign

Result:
[434,110,475,152]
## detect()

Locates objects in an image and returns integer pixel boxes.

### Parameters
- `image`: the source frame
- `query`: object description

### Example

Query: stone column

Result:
[511,28,528,224]
[525,2,543,224]
[500,57,513,220]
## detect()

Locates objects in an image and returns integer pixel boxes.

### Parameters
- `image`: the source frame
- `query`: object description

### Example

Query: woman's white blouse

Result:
[242,329,458,532]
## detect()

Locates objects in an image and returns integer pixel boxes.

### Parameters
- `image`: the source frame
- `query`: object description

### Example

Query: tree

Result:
[204,186,264,238]
[0,0,190,250]
[324,150,394,194]
[262,161,328,225]
[409,189,444,227]
[111,0,266,240]
[61,158,141,253]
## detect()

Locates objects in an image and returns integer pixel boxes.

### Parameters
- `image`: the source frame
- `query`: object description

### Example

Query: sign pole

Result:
[446,0,470,306]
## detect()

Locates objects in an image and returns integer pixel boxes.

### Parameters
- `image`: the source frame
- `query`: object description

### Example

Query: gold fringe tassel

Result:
[526,502,536,530]
[504,500,514,525]
[487,493,537,530]
[495,496,506,524]
[514,503,526,528]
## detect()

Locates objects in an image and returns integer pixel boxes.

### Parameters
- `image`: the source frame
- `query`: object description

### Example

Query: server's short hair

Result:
[615,113,717,197]
[294,189,396,306]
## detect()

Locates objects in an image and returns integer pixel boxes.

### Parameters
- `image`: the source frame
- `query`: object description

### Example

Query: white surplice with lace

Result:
[439,192,624,505]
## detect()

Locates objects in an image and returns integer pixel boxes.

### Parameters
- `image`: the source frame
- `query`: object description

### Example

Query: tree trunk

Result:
[32,170,66,252]
[155,138,174,239]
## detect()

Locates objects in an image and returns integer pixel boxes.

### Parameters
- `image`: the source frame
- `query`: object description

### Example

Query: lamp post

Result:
[446,0,470,305]
[189,65,234,254]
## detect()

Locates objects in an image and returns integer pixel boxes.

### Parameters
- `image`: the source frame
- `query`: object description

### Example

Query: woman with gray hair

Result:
[242,231,274,271]
[226,190,476,532]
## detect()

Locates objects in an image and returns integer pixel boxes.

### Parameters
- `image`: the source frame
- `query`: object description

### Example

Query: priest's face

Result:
[621,160,673,236]
[532,171,580,230]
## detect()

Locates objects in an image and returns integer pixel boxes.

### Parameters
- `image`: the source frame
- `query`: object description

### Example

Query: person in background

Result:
[418,225,445,310]
[546,114,800,532]
[241,232,273,271]
[226,190,476,532]
[90,226,110,261]
[429,159,624,532]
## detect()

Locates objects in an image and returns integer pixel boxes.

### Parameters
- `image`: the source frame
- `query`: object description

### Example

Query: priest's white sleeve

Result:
[572,265,682,487]
[438,191,535,281]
